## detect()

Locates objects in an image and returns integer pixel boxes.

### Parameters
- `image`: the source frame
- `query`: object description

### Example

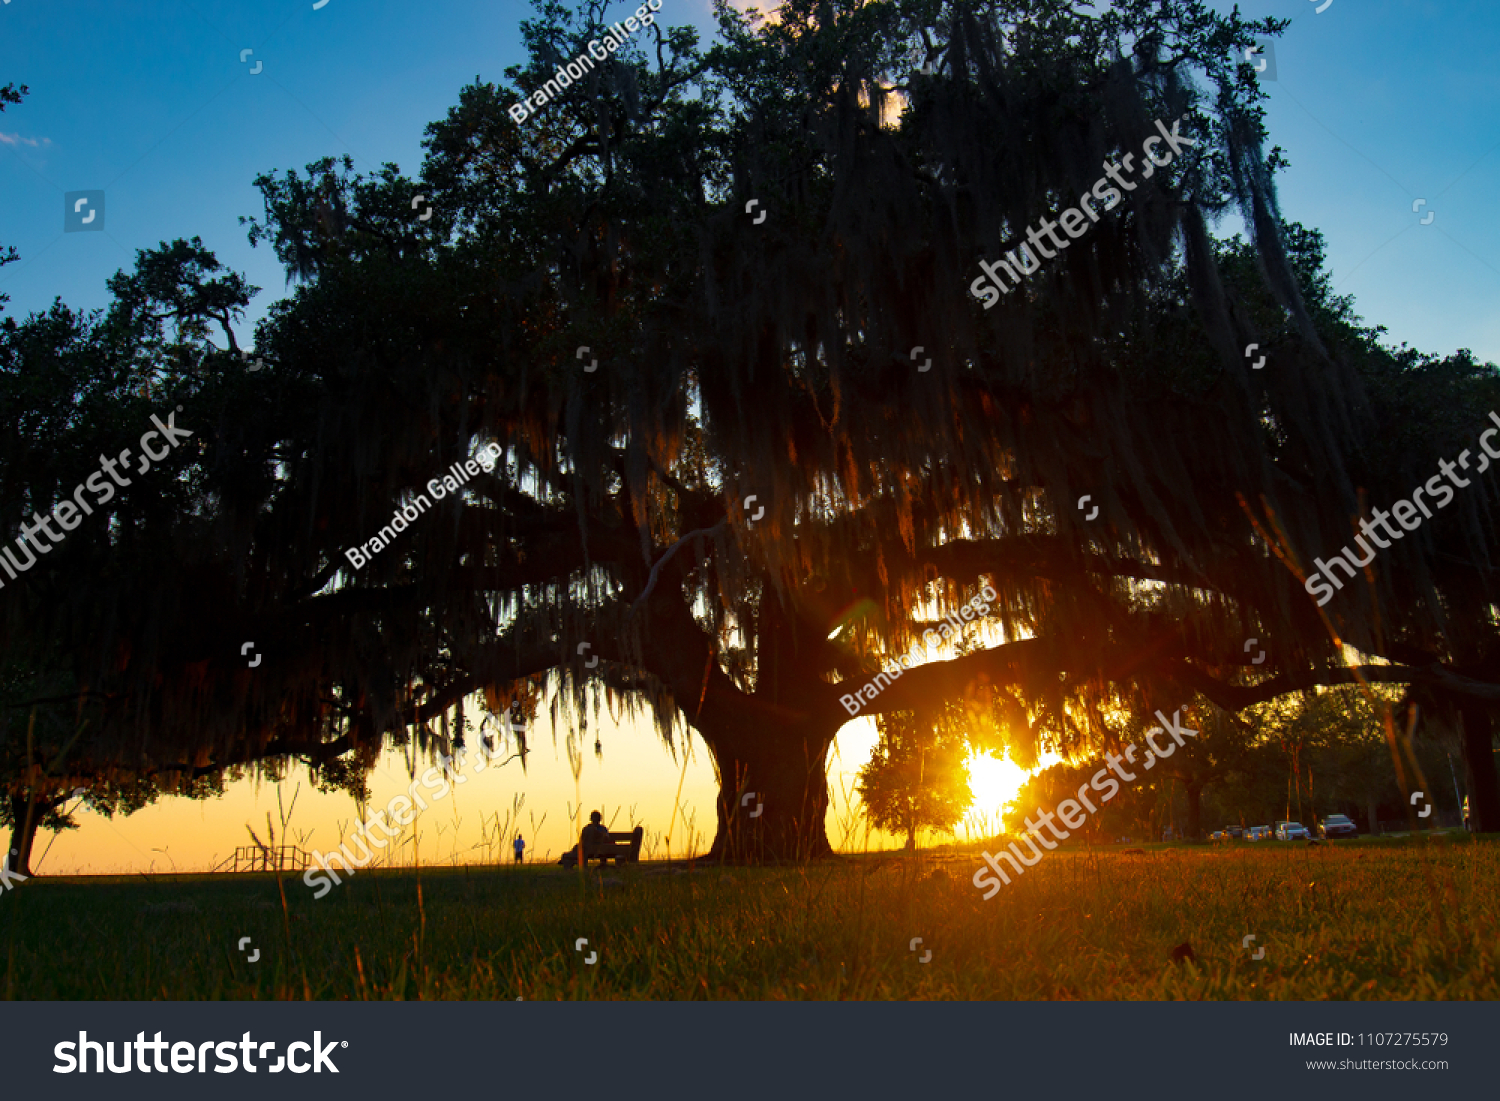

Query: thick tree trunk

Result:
[1183,780,1202,840]
[7,795,43,877]
[633,566,856,862]
[699,716,836,862]
[1458,704,1500,832]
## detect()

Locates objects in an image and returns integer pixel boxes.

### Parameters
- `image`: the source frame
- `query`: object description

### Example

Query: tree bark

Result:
[1183,779,1202,840]
[690,586,840,862]
[1458,703,1500,832]
[635,570,842,862]
[6,795,43,877]
[698,715,836,862]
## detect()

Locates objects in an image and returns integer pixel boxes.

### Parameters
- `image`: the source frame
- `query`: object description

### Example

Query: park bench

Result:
[558,825,644,868]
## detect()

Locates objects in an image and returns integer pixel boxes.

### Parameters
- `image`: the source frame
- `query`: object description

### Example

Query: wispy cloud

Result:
[0,132,51,148]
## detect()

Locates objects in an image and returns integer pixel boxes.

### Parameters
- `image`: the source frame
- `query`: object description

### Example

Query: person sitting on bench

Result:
[563,810,610,867]
[559,811,644,867]
[582,810,609,850]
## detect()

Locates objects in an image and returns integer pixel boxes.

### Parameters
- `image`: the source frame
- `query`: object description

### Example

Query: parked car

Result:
[1275,821,1310,841]
[1318,814,1357,839]
[1209,830,1227,842]
[1226,826,1244,839]
[1245,825,1271,841]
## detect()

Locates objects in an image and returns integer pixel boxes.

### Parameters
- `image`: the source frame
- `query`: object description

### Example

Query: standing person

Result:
[513,834,525,864]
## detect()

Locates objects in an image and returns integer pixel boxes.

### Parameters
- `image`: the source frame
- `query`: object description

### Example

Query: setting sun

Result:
[965,749,1029,830]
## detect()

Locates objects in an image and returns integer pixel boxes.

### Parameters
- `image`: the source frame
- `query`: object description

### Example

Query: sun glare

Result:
[965,749,1028,828]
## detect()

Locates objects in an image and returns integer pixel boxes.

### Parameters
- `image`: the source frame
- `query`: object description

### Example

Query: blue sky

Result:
[2,0,1498,362]
[1227,0,1500,361]
[0,0,562,335]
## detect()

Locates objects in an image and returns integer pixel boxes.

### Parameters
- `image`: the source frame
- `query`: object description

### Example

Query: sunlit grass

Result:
[5,835,1497,999]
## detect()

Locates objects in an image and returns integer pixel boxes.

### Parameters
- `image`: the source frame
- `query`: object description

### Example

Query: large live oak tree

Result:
[4,0,1500,872]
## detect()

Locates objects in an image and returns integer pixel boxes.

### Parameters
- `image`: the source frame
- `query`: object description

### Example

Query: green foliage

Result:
[856,711,972,845]
[308,756,373,805]
[0,82,23,318]
[1008,688,1469,840]
[104,237,258,356]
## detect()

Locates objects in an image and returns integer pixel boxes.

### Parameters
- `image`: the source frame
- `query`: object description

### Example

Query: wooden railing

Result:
[212,845,312,873]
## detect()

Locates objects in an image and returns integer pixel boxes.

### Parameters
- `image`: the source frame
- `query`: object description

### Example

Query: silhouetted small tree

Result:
[856,712,972,850]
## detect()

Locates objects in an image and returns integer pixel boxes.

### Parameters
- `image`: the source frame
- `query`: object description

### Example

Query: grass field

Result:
[6,834,1498,999]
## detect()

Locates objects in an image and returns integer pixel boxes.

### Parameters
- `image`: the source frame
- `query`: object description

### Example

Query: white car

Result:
[1245,825,1271,841]
[1319,814,1358,839]
[1275,821,1310,841]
